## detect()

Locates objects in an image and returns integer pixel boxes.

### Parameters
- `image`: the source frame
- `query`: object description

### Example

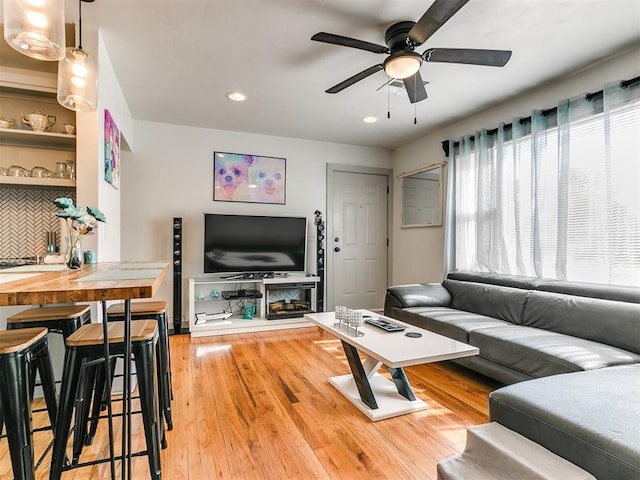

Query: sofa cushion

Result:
[470,325,640,378]
[385,283,452,308]
[523,291,640,354]
[443,279,530,325]
[392,307,511,343]
[447,271,546,290]
[537,280,640,304]
[489,365,640,479]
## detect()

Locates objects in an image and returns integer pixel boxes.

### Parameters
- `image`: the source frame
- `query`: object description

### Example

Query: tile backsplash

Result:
[0,187,75,259]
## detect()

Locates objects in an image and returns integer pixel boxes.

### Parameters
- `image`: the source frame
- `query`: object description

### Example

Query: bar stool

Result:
[0,327,58,480]
[7,305,92,341]
[106,301,173,430]
[49,320,162,480]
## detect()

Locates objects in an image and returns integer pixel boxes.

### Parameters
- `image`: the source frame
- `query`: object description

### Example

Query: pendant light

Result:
[57,0,97,112]
[3,0,66,60]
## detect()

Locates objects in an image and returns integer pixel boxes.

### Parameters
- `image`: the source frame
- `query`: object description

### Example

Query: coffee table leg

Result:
[387,367,417,401]
[341,341,378,410]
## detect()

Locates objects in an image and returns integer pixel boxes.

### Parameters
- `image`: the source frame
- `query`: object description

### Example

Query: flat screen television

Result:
[204,213,307,274]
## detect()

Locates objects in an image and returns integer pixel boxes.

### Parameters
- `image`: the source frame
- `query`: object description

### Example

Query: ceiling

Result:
[4,1,640,150]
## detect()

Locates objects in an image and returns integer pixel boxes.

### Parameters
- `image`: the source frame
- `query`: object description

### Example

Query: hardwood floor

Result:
[0,326,500,479]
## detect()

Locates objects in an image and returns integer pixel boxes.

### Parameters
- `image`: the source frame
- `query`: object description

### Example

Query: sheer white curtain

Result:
[445,80,640,286]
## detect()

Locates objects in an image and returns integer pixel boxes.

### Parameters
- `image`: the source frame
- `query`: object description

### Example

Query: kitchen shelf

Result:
[0,176,75,188]
[0,128,76,151]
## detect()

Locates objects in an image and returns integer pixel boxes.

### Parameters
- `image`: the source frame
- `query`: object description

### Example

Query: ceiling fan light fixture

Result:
[383,52,422,80]
[3,0,66,60]
[362,116,378,124]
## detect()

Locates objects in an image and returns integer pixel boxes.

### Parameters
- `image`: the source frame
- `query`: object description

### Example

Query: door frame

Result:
[326,163,393,311]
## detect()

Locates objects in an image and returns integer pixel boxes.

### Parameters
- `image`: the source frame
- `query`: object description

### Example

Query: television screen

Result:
[204,214,307,274]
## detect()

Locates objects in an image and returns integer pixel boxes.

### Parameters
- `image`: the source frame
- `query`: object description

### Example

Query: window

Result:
[447,81,640,286]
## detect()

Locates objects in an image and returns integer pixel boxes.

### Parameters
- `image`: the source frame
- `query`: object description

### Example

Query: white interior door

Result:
[331,171,388,310]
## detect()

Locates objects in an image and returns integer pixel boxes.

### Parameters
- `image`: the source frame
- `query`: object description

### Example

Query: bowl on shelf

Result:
[0,116,14,129]
[8,165,29,177]
[30,166,51,178]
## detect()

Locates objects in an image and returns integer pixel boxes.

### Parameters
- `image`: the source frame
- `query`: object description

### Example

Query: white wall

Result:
[391,44,640,285]
[75,29,133,261]
[121,121,391,325]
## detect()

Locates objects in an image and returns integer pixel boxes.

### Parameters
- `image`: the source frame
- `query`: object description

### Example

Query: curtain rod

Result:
[442,75,640,157]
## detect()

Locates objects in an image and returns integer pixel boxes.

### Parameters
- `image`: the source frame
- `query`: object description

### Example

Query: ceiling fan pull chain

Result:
[387,75,391,119]
[414,78,418,125]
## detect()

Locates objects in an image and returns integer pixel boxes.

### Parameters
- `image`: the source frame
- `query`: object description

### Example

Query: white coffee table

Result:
[305,310,479,421]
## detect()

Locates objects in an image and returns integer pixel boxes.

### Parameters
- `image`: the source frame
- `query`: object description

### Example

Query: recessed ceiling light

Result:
[226,91,247,102]
[362,116,378,124]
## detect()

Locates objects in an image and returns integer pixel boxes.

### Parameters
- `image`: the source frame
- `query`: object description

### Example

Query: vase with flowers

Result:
[53,198,106,270]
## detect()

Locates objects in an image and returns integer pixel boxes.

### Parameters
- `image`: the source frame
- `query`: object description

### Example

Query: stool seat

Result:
[67,320,158,346]
[7,305,91,323]
[106,301,167,316]
[0,326,48,353]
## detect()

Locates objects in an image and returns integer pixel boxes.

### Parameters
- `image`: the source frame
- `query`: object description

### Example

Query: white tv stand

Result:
[187,274,319,337]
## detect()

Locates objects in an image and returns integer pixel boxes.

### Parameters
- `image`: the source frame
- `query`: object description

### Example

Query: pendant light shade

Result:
[57,46,97,111]
[3,0,66,60]
[57,0,98,112]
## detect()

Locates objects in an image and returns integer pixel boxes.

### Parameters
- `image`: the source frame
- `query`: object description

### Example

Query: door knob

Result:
[334,247,341,252]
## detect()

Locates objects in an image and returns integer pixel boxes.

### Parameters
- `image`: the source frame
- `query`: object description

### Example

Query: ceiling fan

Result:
[311,0,512,104]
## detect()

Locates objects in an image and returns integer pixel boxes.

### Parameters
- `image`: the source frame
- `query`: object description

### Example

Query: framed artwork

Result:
[213,151,286,204]
[104,109,121,189]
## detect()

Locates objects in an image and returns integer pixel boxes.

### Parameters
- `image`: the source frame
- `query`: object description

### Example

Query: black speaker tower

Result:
[172,217,183,334]
[314,210,325,312]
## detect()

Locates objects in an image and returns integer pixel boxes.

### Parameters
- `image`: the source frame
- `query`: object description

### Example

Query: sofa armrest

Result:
[384,283,452,316]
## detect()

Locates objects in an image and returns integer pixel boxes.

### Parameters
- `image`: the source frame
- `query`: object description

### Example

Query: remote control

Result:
[364,318,406,332]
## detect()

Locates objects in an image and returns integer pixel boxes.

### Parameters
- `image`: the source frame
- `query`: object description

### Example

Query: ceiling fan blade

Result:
[311,32,389,54]
[403,71,428,104]
[408,0,470,46]
[423,48,512,67]
[326,64,384,94]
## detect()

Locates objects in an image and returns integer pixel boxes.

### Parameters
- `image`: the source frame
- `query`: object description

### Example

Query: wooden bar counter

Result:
[0,262,169,307]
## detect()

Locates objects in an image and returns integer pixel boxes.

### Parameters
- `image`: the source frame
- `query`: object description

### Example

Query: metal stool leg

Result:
[133,338,162,480]
[0,350,35,480]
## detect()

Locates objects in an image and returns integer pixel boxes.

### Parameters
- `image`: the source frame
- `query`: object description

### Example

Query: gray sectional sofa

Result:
[384,271,640,479]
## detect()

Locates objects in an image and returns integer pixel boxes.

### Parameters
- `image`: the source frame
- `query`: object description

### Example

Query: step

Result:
[437,422,596,480]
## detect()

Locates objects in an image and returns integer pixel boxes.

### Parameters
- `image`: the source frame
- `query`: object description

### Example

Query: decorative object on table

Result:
[242,304,256,320]
[213,151,286,204]
[20,111,56,132]
[0,116,14,129]
[53,197,106,270]
[104,109,121,189]
[334,306,365,337]
[84,250,96,264]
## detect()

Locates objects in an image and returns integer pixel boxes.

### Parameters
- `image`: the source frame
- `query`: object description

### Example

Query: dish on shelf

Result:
[0,117,14,129]
[30,166,51,178]
[8,165,29,177]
